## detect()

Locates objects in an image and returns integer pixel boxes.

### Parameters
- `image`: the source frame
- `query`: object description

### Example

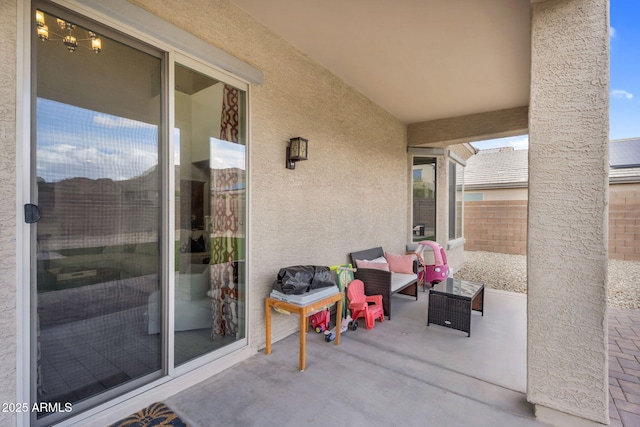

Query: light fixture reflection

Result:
[36,9,102,54]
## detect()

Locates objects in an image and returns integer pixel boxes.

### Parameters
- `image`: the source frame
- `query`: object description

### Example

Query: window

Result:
[412,157,436,241]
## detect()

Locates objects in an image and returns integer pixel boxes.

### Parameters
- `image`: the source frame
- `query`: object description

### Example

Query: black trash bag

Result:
[273,265,315,295]
[310,266,337,290]
[272,265,337,295]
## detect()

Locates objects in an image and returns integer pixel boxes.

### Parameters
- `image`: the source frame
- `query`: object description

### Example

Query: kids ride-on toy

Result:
[309,309,331,333]
[324,315,358,342]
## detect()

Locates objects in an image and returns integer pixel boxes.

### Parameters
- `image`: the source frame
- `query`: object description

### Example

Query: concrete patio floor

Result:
[167,288,546,426]
[162,288,639,426]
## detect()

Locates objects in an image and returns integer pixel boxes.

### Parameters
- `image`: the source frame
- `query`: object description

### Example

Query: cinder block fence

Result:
[464,200,527,255]
[609,187,640,261]
[464,189,640,261]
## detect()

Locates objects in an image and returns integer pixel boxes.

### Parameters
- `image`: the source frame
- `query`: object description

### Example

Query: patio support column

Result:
[436,155,448,248]
[527,0,609,426]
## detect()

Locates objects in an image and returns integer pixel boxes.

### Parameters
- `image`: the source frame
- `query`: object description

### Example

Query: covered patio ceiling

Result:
[229,0,531,125]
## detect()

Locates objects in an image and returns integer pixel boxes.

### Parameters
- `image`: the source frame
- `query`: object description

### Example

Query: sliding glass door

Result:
[31,2,247,424]
[33,4,163,421]
[173,63,246,366]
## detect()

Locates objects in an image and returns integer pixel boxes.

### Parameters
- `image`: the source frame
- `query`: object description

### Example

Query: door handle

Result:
[24,204,41,223]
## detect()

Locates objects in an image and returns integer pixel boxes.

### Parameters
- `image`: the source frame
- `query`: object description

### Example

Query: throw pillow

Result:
[385,252,414,274]
[355,259,390,271]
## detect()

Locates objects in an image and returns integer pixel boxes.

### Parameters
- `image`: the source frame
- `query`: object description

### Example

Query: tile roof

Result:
[465,141,640,189]
[464,148,528,189]
[610,138,640,168]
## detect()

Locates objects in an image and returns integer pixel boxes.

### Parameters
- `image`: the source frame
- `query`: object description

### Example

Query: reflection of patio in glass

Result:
[38,272,236,406]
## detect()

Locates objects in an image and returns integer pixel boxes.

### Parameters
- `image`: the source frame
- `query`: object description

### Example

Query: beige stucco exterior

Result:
[528,0,609,424]
[408,106,529,147]
[0,0,612,426]
[0,0,17,424]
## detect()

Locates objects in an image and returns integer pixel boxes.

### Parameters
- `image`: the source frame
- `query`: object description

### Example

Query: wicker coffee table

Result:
[427,278,484,337]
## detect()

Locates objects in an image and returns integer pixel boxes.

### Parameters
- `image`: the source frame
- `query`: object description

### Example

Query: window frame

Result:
[411,156,437,242]
[448,157,465,243]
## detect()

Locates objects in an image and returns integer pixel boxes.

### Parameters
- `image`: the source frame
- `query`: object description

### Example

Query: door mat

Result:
[109,402,189,427]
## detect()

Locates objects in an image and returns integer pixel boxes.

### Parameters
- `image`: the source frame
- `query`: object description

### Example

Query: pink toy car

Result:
[309,310,330,333]
[418,241,450,288]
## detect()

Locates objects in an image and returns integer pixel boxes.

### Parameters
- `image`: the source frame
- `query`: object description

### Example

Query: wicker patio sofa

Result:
[349,247,418,320]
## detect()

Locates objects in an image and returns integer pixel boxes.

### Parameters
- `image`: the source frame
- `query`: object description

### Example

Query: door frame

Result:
[16,1,256,425]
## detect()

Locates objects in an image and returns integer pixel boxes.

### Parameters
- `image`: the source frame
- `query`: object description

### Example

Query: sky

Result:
[37,98,159,182]
[38,99,245,183]
[472,0,639,151]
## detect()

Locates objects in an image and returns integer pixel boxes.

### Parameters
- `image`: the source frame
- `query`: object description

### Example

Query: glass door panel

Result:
[174,63,246,366]
[33,4,162,420]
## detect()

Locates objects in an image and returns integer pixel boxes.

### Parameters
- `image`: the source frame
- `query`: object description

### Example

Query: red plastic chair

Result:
[347,279,384,330]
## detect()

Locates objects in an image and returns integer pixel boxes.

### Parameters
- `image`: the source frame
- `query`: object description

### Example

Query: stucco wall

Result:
[133,0,409,346]
[0,0,17,425]
[408,106,529,147]
[466,187,529,201]
[528,0,609,424]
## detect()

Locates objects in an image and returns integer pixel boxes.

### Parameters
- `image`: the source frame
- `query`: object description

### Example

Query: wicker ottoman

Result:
[427,278,484,337]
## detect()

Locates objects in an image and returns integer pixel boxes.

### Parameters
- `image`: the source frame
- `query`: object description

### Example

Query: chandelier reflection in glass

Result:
[35,10,102,54]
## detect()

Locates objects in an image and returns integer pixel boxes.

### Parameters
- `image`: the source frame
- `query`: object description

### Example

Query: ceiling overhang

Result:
[230,0,531,125]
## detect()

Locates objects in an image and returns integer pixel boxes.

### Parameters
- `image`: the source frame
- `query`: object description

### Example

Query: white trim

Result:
[447,237,466,250]
[175,53,249,92]
[165,50,176,376]
[408,146,445,156]
[463,142,478,155]
[245,83,253,348]
[448,149,467,167]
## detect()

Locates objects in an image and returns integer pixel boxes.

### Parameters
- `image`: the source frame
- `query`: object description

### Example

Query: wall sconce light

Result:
[286,137,308,169]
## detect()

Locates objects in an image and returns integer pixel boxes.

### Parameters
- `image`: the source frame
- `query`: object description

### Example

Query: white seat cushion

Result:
[390,272,417,293]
